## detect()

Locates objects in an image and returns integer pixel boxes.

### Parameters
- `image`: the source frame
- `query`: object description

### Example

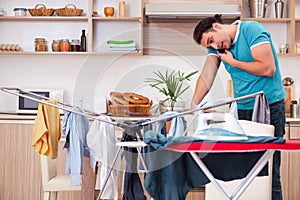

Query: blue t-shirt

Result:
[208,20,286,110]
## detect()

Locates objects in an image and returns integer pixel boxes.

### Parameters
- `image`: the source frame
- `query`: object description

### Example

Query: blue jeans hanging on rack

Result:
[122,120,151,200]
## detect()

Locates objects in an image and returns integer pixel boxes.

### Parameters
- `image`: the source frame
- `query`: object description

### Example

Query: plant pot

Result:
[165,120,172,134]
[159,100,187,113]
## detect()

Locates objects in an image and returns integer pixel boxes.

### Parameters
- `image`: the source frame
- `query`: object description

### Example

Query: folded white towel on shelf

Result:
[107,40,137,52]
[110,47,137,52]
[108,43,137,48]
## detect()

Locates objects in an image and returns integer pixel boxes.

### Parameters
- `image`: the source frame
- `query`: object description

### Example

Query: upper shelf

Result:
[241,17,293,22]
[0,16,89,21]
[92,16,142,22]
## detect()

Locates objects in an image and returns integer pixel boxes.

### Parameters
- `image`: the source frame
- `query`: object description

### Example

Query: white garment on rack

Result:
[86,115,120,200]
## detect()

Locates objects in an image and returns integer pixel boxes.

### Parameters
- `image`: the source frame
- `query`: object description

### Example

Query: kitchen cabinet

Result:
[282,122,300,200]
[0,117,204,200]
[0,121,81,200]
[0,0,142,55]
[240,0,300,56]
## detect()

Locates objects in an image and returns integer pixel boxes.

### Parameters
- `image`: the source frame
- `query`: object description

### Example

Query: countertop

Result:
[1,113,300,123]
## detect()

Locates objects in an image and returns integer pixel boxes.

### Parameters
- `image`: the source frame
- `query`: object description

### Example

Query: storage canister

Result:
[52,40,61,52]
[59,39,70,52]
[35,38,47,52]
[13,8,27,16]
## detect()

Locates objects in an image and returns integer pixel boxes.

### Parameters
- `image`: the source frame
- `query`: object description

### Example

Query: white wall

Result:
[0,54,299,113]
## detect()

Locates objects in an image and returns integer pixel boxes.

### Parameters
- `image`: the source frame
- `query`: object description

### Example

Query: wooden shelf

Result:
[241,0,299,56]
[0,51,89,55]
[92,16,142,22]
[0,16,89,21]
[90,51,143,55]
[241,17,292,22]
[0,0,143,55]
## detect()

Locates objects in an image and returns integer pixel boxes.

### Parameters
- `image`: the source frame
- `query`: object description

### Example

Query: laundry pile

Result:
[107,39,137,52]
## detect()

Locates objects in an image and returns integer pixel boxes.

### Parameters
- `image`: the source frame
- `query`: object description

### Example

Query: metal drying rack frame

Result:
[0,87,264,128]
[0,86,264,200]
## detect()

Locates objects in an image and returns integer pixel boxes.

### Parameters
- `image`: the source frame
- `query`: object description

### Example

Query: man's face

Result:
[200,26,231,51]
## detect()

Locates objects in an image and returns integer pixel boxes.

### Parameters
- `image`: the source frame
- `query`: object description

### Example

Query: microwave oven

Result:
[17,88,64,114]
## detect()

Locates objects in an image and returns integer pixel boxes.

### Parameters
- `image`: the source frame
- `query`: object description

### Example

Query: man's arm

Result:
[191,55,220,109]
[218,43,276,76]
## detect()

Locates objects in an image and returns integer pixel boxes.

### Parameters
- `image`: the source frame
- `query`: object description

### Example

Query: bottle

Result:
[275,0,284,18]
[80,29,86,52]
[119,1,125,17]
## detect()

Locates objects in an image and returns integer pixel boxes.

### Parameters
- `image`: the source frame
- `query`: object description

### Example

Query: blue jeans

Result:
[238,100,285,200]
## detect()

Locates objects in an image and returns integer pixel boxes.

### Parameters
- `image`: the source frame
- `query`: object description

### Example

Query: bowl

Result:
[104,7,114,17]
[0,8,5,16]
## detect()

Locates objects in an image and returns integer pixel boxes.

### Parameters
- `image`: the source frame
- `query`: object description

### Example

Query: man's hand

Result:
[218,49,235,64]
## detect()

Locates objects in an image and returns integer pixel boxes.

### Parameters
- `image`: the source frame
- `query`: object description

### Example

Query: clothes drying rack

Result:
[1,86,269,200]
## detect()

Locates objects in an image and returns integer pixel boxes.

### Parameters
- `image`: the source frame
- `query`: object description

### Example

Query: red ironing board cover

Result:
[166,140,300,153]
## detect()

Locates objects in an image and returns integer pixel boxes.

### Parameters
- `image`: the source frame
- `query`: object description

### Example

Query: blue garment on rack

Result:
[62,108,90,186]
[143,131,285,200]
[122,120,150,200]
[155,111,187,138]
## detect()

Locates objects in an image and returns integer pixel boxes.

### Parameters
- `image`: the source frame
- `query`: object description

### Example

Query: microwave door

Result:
[17,91,50,114]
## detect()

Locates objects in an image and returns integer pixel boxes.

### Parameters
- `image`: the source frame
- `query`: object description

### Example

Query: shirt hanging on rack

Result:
[32,100,61,159]
[86,115,120,200]
[62,107,91,186]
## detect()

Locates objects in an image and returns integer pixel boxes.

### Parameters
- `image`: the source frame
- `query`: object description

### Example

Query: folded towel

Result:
[107,40,134,45]
[110,49,138,52]
[108,43,136,48]
[110,47,137,51]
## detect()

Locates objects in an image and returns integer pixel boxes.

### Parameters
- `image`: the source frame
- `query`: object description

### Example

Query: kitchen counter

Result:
[1,113,300,122]
[286,117,300,123]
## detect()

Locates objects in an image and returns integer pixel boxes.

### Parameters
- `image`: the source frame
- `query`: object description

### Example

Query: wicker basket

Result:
[108,100,153,117]
[55,4,83,16]
[28,4,54,16]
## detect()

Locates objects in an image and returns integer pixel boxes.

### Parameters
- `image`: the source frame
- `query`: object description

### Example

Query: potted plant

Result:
[145,69,197,113]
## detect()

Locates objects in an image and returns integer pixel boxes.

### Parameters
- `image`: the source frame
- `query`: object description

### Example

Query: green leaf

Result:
[145,69,198,111]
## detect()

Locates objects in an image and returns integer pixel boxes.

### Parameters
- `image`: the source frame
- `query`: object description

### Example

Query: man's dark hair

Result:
[193,14,223,44]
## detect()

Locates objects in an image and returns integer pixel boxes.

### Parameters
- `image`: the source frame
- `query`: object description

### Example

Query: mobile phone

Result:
[217,48,226,53]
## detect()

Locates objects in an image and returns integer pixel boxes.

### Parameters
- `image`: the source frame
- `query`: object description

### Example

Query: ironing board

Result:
[166,140,300,200]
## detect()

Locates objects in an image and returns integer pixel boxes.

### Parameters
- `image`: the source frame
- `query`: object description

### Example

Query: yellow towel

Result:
[32,100,61,159]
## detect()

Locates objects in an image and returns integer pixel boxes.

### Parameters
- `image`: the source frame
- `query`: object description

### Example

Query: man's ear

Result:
[212,23,222,30]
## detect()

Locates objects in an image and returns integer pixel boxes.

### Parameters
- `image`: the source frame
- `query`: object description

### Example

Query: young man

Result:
[192,15,286,200]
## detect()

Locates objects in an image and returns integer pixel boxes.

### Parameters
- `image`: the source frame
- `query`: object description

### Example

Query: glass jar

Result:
[279,44,288,54]
[13,8,27,16]
[70,39,81,52]
[51,40,61,52]
[35,38,47,52]
[59,39,70,52]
